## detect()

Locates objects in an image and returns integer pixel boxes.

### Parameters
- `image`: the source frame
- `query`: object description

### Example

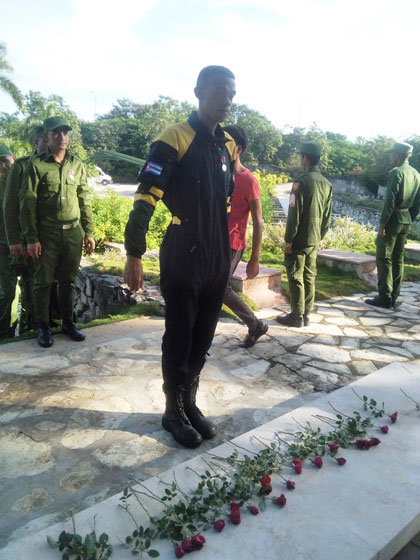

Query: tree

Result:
[0,42,24,110]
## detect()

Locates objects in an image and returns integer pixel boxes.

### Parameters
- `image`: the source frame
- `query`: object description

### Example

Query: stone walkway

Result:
[1,282,420,556]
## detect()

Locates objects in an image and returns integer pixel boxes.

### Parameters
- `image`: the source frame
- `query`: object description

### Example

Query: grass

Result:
[83,250,161,284]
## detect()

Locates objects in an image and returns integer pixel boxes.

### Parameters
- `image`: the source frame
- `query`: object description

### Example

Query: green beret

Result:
[0,143,12,157]
[300,141,322,157]
[391,142,413,156]
[43,116,73,132]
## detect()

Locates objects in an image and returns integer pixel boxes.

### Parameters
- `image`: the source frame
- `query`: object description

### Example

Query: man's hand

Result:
[124,255,144,292]
[84,237,96,253]
[319,240,324,250]
[284,242,293,255]
[9,244,23,257]
[378,224,386,238]
[28,242,42,258]
[246,258,259,279]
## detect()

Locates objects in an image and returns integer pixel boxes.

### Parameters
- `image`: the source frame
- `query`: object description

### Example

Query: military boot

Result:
[37,323,53,348]
[162,383,203,448]
[183,376,217,439]
[276,313,303,328]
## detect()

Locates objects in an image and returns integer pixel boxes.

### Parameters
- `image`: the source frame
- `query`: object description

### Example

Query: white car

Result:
[94,166,113,185]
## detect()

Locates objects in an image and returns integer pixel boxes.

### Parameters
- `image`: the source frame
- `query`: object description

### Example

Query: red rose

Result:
[230,501,240,511]
[314,456,323,469]
[328,443,339,452]
[355,439,372,450]
[213,519,225,532]
[276,494,287,507]
[370,437,381,446]
[294,462,303,474]
[230,508,241,525]
[390,412,398,423]
[250,505,259,515]
[181,538,193,553]
[260,484,272,495]
[380,425,389,434]
[292,458,302,465]
[286,480,295,490]
[175,544,185,558]
[191,535,205,550]
[260,474,271,487]
[336,457,346,466]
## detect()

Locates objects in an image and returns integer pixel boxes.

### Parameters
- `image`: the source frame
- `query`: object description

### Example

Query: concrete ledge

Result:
[317,250,377,275]
[405,243,420,263]
[231,261,287,308]
[3,362,420,560]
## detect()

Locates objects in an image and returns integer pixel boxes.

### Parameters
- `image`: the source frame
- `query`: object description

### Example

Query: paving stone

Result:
[363,327,385,337]
[0,427,54,478]
[59,462,101,492]
[350,349,408,363]
[313,334,340,345]
[297,343,351,363]
[303,360,352,376]
[271,331,313,350]
[247,341,286,360]
[230,360,271,381]
[375,346,414,359]
[341,338,361,349]
[325,316,359,326]
[350,360,377,375]
[93,434,171,468]
[60,428,106,449]
[272,353,311,369]
[211,383,245,401]
[35,421,66,432]
[301,323,344,336]
[11,488,54,513]
[359,317,394,326]
[300,365,339,386]
[401,341,420,357]
[314,307,345,317]
[343,327,369,338]
[0,355,70,376]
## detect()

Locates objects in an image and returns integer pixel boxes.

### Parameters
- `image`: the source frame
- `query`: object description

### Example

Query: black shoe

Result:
[37,324,53,348]
[365,297,392,309]
[162,384,203,448]
[62,321,85,341]
[303,313,310,326]
[242,321,269,348]
[183,377,217,439]
[276,313,303,328]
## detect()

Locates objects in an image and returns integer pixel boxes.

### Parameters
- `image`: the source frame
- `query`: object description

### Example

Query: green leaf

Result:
[148,550,160,558]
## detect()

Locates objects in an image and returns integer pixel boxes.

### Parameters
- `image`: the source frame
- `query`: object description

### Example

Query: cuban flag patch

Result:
[145,161,163,176]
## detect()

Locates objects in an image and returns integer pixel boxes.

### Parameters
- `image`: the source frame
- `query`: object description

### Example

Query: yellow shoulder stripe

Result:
[156,122,196,162]
[223,131,237,162]
[149,186,164,198]
[134,193,156,207]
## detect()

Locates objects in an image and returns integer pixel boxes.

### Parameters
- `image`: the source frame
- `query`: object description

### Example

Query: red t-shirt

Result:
[228,168,261,251]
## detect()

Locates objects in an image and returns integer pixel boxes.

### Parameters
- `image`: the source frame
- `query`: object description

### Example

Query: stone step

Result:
[231,261,288,308]
[405,242,420,263]
[2,362,420,559]
[317,249,377,276]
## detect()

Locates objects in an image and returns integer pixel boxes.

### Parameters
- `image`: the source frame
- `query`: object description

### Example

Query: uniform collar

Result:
[42,149,71,163]
[188,111,228,144]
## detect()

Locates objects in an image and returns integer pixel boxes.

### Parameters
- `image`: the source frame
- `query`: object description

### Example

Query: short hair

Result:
[196,65,235,88]
[302,153,321,166]
[223,125,248,153]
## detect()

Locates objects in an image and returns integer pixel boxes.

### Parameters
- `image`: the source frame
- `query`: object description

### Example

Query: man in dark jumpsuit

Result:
[366,142,420,309]
[124,65,236,448]
[3,126,48,333]
[21,116,95,348]
[0,143,16,339]
[276,141,332,328]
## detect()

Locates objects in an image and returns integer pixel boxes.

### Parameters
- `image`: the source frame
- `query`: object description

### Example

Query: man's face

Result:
[46,126,70,152]
[389,151,401,166]
[0,155,14,175]
[34,135,48,154]
[195,75,236,124]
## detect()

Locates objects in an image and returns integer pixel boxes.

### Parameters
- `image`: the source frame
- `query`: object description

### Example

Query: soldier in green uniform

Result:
[21,116,95,347]
[276,141,332,328]
[0,143,17,339]
[366,142,420,309]
[3,126,47,333]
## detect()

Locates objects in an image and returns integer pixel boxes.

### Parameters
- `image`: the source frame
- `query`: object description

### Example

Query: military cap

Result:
[0,143,12,157]
[300,141,322,157]
[28,125,45,143]
[390,142,413,156]
[43,116,73,132]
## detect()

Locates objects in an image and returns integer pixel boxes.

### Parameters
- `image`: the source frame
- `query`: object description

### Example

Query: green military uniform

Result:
[375,142,420,306]
[21,122,93,326]
[283,142,332,318]
[0,143,18,338]
[4,154,35,333]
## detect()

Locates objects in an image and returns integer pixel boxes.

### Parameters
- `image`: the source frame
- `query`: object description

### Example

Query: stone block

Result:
[405,243,420,263]
[317,249,376,275]
[231,261,287,308]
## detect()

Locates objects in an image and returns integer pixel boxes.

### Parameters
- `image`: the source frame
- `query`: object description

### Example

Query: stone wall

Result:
[328,177,371,196]
[332,198,380,227]
[74,265,163,323]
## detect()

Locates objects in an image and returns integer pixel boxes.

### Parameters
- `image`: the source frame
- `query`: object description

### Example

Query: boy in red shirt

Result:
[223,125,268,347]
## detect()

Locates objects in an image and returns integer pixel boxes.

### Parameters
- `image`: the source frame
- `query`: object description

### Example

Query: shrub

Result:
[323,216,376,253]
[253,170,291,223]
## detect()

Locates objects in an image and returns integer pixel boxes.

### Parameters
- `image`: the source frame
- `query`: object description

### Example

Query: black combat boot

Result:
[276,313,303,328]
[183,376,217,439]
[162,383,203,448]
[365,296,392,309]
[62,320,85,341]
[37,323,53,348]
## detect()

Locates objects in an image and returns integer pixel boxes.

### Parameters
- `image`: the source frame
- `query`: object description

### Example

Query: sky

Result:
[1,0,420,141]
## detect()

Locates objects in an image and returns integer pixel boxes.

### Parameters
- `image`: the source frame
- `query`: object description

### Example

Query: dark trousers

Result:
[33,225,83,325]
[223,248,259,332]
[160,251,230,387]
[376,224,409,303]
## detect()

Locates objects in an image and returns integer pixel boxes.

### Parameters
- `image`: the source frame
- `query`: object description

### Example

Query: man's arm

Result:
[284,182,302,252]
[246,198,263,279]
[21,160,41,257]
[4,159,25,255]
[379,168,400,235]
[320,184,332,240]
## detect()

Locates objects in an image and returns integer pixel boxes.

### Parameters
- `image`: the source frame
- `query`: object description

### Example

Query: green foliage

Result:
[47,529,112,559]
[323,216,376,254]
[0,42,24,110]
[252,170,290,223]
[91,190,132,247]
